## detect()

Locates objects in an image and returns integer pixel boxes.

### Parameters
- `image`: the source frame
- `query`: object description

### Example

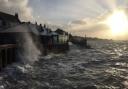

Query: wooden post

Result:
[5,49,8,66]
[1,49,5,67]
[2,49,8,68]
[85,35,87,47]
[7,48,12,64]
[12,47,16,62]
[0,49,2,70]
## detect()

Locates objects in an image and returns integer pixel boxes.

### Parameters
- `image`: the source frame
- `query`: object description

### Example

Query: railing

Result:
[0,44,16,70]
[46,42,69,52]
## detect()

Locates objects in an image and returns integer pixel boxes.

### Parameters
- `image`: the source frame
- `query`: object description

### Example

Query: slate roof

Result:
[0,24,39,35]
[55,29,68,35]
[0,11,20,23]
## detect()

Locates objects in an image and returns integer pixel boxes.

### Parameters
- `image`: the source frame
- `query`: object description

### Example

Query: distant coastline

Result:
[71,35,113,41]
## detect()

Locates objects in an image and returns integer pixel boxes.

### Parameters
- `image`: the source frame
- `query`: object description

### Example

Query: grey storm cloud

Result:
[0,0,33,21]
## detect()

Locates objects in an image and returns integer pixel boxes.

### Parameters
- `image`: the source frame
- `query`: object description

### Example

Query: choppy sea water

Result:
[0,40,128,89]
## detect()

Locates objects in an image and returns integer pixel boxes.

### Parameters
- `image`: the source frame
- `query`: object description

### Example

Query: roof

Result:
[55,29,64,35]
[50,31,58,36]
[0,12,20,23]
[40,27,58,36]
[55,29,68,35]
[0,24,39,35]
[40,30,48,36]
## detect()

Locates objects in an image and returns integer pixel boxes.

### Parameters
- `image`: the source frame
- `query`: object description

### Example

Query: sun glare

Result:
[106,10,128,36]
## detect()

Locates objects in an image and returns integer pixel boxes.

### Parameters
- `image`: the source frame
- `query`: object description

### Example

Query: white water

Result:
[19,33,41,63]
[1,40,128,89]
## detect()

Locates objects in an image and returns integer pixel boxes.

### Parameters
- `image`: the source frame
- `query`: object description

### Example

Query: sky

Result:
[1,0,128,40]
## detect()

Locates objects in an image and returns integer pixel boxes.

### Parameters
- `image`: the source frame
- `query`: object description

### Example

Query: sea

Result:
[0,40,128,89]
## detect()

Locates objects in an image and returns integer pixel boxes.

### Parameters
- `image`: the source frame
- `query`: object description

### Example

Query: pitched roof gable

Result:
[0,11,20,23]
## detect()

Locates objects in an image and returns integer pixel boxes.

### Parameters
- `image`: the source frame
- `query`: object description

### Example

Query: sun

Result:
[106,10,128,36]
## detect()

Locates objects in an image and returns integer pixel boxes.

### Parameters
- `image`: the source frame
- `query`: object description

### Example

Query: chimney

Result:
[15,13,19,19]
[44,24,46,28]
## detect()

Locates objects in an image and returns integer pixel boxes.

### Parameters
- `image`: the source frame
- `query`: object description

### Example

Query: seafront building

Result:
[0,11,69,70]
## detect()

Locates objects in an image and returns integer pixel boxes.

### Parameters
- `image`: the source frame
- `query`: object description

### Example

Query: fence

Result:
[0,44,16,70]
